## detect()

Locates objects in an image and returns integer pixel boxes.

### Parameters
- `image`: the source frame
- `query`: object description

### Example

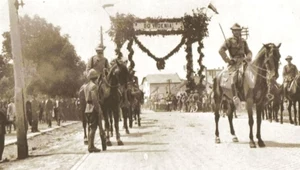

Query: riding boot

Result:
[100,135,107,151]
[88,129,101,153]
[231,84,240,109]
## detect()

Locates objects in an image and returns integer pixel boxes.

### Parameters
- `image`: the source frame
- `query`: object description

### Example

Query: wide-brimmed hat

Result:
[95,44,106,51]
[230,23,242,30]
[285,55,293,61]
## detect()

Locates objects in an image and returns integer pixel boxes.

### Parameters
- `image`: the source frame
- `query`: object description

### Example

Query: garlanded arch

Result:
[108,9,210,91]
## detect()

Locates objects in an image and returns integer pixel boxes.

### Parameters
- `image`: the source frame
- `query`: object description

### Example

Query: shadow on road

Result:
[105,148,168,153]
[264,141,300,148]
[236,141,300,148]
[125,131,153,137]
[123,141,168,146]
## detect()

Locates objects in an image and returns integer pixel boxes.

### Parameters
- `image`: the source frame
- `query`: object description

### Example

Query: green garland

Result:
[185,38,195,91]
[108,9,210,75]
[127,38,135,70]
[133,35,186,70]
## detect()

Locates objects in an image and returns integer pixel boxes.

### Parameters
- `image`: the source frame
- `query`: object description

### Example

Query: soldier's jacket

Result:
[84,81,102,118]
[86,55,110,77]
[283,64,298,82]
[220,37,251,63]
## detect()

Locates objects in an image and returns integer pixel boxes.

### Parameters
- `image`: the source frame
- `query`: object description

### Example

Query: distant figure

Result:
[31,95,40,132]
[6,99,16,133]
[45,97,53,128]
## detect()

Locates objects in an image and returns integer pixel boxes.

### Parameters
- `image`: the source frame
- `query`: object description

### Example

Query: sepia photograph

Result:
[0,0,300,169]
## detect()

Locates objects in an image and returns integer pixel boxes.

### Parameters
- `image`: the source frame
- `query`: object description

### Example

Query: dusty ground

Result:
[1,122,87,170]
[1,110,300,170]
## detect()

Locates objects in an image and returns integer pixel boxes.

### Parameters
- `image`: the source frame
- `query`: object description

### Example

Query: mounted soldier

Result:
[219,23,252,105]
[283,55,298,100]
[86,44,110,80]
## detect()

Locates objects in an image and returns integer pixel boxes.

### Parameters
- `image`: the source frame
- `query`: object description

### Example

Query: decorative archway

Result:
[108,9,210,91]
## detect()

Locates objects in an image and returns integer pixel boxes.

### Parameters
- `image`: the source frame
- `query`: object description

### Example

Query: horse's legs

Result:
[103,106,112,146]
[288,101,294,124]
[137,105,141,127]
[246,97,256,148]
[280,99,284,124]
[129,107,133,128]
[256,103,265,147]
[228,103,238,142]
[122,107,129,134]
[113,106,123,145]
[293,101,297,125]
[214,97,221,143]
[109,110,113,137]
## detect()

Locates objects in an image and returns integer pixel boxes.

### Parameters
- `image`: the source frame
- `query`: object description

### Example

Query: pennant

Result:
[208,3,219,14]
[102,4,114,9]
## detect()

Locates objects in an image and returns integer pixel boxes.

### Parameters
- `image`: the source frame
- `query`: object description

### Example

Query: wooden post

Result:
[7,0,28,159]
[100,26,103,46]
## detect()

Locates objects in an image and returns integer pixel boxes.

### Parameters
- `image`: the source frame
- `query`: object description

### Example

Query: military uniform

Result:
[283,55,298,97]
[219,23,252,100]
[86,45,110,78]
[84,69,106,152]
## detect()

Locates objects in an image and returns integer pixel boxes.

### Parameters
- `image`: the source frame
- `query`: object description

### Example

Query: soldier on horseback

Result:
[219,23,252,104]
[283,55,298,101]
[86,44,110,79]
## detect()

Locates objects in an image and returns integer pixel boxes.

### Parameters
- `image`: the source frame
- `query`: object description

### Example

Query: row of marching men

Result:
[176,90,211,113]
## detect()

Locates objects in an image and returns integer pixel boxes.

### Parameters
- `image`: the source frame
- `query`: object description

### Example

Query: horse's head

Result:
[109,60,129,87]
[262,43,281,82]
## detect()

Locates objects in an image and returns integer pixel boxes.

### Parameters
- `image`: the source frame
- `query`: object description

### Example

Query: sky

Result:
[1,0,300,83]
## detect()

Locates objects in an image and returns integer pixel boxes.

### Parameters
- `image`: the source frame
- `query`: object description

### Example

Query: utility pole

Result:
[7,0,28,159]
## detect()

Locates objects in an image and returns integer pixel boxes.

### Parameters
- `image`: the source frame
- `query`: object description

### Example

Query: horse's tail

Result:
[213,77,218,97]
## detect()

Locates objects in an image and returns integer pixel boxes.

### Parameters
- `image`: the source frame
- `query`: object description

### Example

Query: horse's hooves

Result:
[126,129,130,134]
[110,133,113,137]
[117,140,124,146]
[215,137,221,144]
[250,141,256,148]
[232,137,239,143]
[106,141,112,146]
[290,121,294,124]
[258,140,266,147]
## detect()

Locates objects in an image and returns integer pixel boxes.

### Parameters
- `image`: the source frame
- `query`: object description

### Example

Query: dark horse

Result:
[99,61,129,146]
[213,43,281,148]
[281,73,300,125]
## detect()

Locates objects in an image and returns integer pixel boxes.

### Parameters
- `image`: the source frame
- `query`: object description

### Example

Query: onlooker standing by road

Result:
[45,97,53,128]
[31,95,40,132]
[6,99,16,133]
[26,97,32,127]
[0,103,9,163]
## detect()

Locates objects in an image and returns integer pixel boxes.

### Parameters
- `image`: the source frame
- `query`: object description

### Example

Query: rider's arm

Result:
[219,41,231,63]
[283,65,287,78]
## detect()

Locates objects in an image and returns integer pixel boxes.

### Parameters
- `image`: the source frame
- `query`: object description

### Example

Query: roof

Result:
[141,73,182,84]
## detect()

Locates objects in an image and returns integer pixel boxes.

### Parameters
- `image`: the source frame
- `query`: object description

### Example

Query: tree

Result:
[2,15,86,97]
